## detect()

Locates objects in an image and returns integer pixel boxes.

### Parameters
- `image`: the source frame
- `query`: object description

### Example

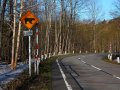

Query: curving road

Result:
[52,54,120,90]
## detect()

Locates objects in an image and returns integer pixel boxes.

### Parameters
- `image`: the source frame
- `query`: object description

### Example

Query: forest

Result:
[0,0,120,68]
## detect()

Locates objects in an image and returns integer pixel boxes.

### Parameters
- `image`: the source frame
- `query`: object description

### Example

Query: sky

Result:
[81,0,115,21]
[97,0,115,20]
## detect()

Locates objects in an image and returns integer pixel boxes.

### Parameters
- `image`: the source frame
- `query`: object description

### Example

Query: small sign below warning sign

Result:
[23,30,33,36]
[20,10,39,29]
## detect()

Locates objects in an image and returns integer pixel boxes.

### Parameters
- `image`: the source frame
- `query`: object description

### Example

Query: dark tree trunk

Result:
[0,0,7,60]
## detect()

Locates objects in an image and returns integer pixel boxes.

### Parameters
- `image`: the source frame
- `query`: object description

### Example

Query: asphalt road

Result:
[52,54,120,90]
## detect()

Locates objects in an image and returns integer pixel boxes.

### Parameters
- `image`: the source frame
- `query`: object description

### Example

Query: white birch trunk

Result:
[59,0,63,54]
[14,0,23,69]
[11,0,16,69]
[53,0,58,55]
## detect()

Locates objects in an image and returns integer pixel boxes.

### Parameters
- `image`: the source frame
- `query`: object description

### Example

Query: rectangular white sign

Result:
[23,30,33,36]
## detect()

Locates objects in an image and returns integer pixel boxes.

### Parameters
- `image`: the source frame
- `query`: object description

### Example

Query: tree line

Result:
[0,0,120,68]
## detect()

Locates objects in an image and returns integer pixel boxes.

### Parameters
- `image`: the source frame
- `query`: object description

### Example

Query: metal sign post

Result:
[29,35,31,76]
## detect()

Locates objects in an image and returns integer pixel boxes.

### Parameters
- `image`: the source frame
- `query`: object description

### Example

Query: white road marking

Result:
[113,75,120,80]
[115,77,120,79]
[79,59,120,80]
[91,65,101,71]
[78,58,81,60]
[81,60,86,64]
[56,60,73,90]
[80,59,101,71]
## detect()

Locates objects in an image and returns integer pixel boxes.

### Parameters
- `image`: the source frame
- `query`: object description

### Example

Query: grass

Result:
[3,55,68,90]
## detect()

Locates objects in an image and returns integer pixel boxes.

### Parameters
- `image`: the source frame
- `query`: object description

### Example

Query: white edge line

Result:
[56,60,73,90]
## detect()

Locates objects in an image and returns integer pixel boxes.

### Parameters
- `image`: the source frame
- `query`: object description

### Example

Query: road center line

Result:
[113,75,120,80]
[81,60,86,64]
[56,60,73,90]
[79,58,120,80]
[91,65,101,71]
[115,77,120,79]
[79,59,101,71]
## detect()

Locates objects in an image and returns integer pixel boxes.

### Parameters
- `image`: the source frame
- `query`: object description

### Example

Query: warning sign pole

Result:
[29,35,31,76]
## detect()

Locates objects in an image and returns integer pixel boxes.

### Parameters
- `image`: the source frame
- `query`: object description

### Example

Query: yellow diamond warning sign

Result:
[20,10,39,29]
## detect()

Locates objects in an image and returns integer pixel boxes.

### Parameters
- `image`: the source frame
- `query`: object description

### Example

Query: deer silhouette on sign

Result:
[25,18,35,24]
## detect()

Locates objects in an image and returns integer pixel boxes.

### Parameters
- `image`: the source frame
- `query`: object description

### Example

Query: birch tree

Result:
[87,0,102,53]
[13,0,23,69]
[53,0,59,55]
[11,0,16,69]
[111,0,120,18]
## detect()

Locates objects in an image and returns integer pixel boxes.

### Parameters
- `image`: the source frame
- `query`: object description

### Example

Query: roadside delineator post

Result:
[41,54,44,61]
[49,53,51,58]
[73,50,74,54]
[45,54,47,60]
[79,50,81,54]
[36,28,40,75]
[108,42,112,61]
[117,57,120,63]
